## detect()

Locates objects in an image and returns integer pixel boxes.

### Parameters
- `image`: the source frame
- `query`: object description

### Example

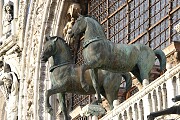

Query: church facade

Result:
[0,0,179,120]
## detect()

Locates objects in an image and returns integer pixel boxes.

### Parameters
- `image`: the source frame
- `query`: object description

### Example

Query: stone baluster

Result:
[151,92,157,112]
[122,112,127,120]
[166,79,175,107]
[132,105,138,120]
[157,88,162,111]
[127,108,132,120]
[162,86,167,109]
[143,95,151,120]
[0,0,3,38]
[138,101,143,120]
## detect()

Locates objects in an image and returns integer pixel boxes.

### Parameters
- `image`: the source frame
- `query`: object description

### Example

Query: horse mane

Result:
[50,36,73,55]
[84,15,99,23]
[83,15,106,38]
[84,15,103,28]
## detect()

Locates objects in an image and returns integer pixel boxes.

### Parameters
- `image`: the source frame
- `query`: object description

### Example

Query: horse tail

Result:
[154,50,166,71]
[122,72,132,91]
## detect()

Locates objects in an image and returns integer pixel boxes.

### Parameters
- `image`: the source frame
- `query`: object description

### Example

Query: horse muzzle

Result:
[41,55,48,62]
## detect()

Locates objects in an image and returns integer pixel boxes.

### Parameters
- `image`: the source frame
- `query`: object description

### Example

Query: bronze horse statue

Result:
[70,15,166,103]
[41,36,133,120]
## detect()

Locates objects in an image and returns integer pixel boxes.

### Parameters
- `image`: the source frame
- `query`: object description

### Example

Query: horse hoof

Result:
[91,99,102,105]
[147,115,154,120]
[47,107,53,115]
[83,84,89,92]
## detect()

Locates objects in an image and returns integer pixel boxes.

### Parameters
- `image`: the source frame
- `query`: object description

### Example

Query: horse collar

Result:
[49,62,72,72]
[83,36,102,48]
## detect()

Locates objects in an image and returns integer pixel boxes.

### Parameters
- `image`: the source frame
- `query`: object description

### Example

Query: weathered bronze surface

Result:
[41,36,132,120]
[70,15,167,103]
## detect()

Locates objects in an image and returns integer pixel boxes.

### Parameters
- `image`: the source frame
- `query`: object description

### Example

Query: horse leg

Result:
[147,106,179,120]
[131,66,143,84]
[45,86,62,115]
[57,93,70,120]
[80,64,90,92]
[90,68,102,104]
[45,89,53,115]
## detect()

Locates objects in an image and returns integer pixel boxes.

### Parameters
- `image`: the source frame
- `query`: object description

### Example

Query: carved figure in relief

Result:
[2,1,14,37]
[41,36,132,120]
[63,17,75,45]
[63,3,81,63]
[70,15,167,104]
[0,63,19,120]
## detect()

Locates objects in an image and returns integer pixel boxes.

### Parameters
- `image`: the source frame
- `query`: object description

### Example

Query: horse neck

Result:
[52,42,73,66]
[84,18,106,40]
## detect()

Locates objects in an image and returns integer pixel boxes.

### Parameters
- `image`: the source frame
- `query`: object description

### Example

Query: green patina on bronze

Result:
[71,15,167,103]
[41,36,132,120]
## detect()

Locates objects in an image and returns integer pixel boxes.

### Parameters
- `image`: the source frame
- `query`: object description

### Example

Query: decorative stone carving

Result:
[2,1,14,38]
[174,22,180,34]
[63,3,81,63]
[67,3,81,19]
[63,17,75,45]
[0,63,19,120]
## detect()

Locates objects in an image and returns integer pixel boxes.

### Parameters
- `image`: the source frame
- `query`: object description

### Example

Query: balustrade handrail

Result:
[100,63,180,119]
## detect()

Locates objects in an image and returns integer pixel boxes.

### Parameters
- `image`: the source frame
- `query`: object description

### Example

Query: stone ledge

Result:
[0,35,19,56]
[69,105,82,119]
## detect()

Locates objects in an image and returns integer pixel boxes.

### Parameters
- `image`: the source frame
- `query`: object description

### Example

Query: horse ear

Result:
[45,36,50,41]
[78,13,84,18]
[53,37,58,43]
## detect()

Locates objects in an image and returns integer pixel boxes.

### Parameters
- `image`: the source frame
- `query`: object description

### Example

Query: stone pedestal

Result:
[80,104,106,117]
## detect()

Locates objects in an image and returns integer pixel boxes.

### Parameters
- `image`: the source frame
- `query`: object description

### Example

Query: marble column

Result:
[14,0,18,19]
[12,0,18,35]
[0,0,3,38]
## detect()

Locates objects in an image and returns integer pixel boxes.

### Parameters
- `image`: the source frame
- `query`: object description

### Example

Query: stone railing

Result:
[100,63,180,120]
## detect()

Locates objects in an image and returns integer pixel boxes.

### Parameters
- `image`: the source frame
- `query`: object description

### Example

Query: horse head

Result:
[41,36,58,62]
[71,14,106,41]
[41,36,73,66]
[71,14,87,38]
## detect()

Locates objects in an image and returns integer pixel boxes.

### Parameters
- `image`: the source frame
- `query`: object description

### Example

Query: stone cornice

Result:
[0,35,19,56]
